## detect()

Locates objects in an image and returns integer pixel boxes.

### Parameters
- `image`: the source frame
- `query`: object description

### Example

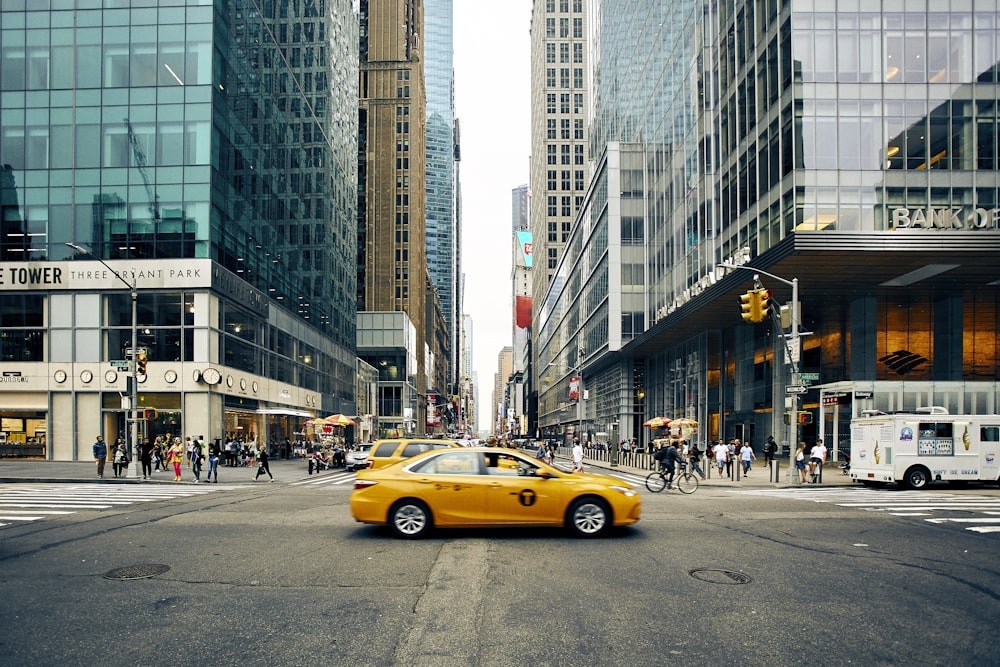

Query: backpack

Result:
[653,447,666,462]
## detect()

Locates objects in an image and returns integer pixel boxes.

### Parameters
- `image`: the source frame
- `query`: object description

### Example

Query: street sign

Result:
[785,385,808,394]
[799,372,819,381]
[124,347,147,357]
[111,360,130,370]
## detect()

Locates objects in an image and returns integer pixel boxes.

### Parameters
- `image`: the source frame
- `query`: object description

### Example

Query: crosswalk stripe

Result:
[734,487,1000,534]
[0,483,239,527]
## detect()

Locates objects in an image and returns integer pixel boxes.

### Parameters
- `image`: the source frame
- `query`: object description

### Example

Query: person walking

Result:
[713,440,728,477]
[139,437,154,480]
[152,437,165,471]
[93,435,107,479]
[763,436,778,467]
[167,437,185,482]
[739,441,756,477]
[571,439,584,473]
[795,443,809,483]
[255,444,274,481]
[191,439,204,482]
[207,439,221,483]
[112,438,129,478]
[688,440,706,480]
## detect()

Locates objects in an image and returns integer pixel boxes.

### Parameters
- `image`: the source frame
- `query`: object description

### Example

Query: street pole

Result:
[67,243,140,479]
[720,263,803,484]
[787,277,800,484]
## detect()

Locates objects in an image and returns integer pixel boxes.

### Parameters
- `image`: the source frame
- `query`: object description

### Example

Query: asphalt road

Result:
[1,473,997,667]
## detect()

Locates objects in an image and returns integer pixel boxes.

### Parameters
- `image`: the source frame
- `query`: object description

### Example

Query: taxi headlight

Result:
[609,485,636,497]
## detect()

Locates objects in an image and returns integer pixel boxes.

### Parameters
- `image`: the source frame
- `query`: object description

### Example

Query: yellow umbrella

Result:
[323,414,356,427]
[642,416,669,428]
[667,418,699,430]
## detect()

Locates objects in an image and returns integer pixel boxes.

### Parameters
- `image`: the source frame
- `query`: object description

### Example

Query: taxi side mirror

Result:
[534,469,554,479]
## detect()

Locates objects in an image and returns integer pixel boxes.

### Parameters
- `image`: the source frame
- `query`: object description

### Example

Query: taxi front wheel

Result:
[567,497,609,538]
[390,499,432,539]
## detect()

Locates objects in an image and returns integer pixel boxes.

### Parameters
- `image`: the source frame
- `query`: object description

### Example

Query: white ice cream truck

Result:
[850,407,1000,489]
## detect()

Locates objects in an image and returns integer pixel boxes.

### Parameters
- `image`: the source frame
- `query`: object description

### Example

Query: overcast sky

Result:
[453,0,532,430]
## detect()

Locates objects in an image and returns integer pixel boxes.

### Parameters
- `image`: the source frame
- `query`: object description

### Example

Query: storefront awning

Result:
[256,408,313,418]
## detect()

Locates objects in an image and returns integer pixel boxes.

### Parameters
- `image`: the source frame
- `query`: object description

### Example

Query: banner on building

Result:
[515,295,532,329]
[515,231,533,268]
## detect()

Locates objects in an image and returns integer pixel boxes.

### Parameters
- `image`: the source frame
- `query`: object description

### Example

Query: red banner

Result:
[515,295,532,329]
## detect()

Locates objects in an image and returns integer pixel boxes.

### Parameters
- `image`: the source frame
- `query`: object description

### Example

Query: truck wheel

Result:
[902,466,931,490]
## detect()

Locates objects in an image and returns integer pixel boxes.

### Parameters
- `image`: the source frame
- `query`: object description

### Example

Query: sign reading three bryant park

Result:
[0,259,213,291]
[892,206,1000,230]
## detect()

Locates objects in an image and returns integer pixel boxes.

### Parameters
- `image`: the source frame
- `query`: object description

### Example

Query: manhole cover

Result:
[689,568,752,585]
[103,564,171,580]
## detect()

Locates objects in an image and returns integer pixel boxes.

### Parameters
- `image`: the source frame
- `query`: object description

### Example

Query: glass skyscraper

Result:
[537,0,1000,452]
[0,0,359,459]
[423,0,459,386]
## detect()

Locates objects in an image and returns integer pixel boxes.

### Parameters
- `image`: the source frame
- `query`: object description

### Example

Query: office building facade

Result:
[424,0,460,391]
[358,0,435,432]
[537,0,1000,453]
[0,1,360,459]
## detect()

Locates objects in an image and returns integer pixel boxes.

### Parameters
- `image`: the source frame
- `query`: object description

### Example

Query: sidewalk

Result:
[0,454,855,488]
[0,457,317,485]
[557,452,855,489]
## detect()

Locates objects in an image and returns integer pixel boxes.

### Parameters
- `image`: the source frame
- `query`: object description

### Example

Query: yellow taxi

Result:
[364,438,463,470]
[350,446,641,538]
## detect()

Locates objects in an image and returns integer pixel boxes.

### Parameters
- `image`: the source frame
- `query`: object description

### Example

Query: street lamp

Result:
[66,243,140,479]
[719,262,802,484]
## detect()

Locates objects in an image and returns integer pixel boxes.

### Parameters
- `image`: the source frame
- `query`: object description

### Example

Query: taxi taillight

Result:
[354,479,379,490]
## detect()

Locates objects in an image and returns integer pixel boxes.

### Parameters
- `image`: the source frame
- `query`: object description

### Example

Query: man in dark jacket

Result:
[655,440,681,488]
[93,435,107,479]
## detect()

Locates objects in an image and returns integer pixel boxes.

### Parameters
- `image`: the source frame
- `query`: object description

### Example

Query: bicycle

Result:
[645,460,699,494]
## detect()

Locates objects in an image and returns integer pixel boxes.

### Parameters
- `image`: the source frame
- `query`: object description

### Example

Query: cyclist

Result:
[658,439,682,489]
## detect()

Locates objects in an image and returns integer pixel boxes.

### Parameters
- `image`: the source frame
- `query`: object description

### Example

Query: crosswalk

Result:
[289,470,361,487]
[735,487,1000,534]
[0,483,243,527]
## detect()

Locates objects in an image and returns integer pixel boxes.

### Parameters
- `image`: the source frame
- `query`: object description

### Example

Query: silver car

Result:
[345,444,373,471]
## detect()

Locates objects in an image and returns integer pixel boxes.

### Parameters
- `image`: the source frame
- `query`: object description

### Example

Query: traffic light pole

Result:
[722,263,802,484]
[128,285,139,478]
[67,243,140,478]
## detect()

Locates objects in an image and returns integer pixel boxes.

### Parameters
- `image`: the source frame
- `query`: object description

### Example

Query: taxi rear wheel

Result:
[567,497,610,538]
[389,499,432,539]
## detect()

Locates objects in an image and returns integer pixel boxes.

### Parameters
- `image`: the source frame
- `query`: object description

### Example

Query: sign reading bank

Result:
[892,207,1000,230]
[0,259,213,291]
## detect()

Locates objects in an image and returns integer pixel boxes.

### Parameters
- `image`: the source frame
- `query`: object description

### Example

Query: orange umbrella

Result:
[642,417,669,428]
[323,414,356,427]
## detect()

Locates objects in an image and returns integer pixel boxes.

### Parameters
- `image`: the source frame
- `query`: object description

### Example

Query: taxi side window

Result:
[402,443,424,457]
[485,454,519,476]
[413,451,479,475]
[372,442,398,457]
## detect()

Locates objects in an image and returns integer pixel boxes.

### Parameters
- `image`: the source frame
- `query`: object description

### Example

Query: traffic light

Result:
[783,412,814,425]
[136,350,147,375]
[740,291,758,322]
[757,289,771,321]
[142,408,157,421]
